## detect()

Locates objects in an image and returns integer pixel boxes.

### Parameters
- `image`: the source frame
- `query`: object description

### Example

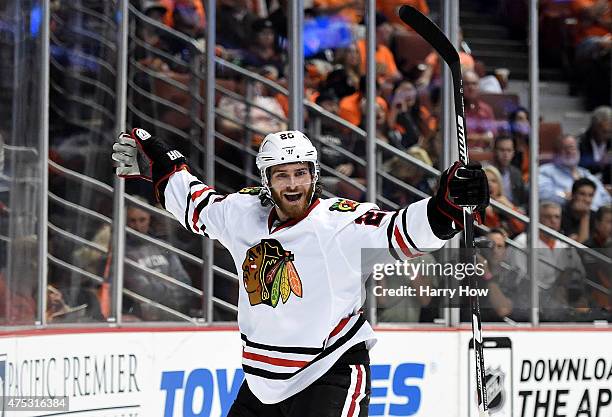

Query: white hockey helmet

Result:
[256,130,320,200]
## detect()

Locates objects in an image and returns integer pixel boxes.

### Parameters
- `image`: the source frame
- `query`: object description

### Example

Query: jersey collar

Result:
[268,198,320,234]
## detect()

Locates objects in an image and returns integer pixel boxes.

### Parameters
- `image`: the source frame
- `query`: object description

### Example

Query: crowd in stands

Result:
[24,0,610,326]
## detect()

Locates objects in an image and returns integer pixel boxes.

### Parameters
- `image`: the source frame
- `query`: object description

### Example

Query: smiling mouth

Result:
[283,193,303,202]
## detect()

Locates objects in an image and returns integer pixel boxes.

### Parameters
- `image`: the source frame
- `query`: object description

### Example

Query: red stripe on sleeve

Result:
[191,186,213,202]
[393,226,414,258]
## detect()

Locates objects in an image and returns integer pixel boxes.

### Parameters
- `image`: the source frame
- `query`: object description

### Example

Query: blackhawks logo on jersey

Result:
[329,199,360,212]
[238,186,262,195]
[241,239,303,307]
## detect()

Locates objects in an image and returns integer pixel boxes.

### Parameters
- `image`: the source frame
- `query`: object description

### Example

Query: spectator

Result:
[387,80,437,149]
[382,146,435,208]
[586,205,612,248]
[304,60,333,103]
[334,42,362,90]
[376,253,439,323]
[46,284,88,323]
[511,202,587,321]
[492,135,527,209]
[137,1,172,72]
[417,28,475,89]
[479,68,510,94]
[578,105,612,184]
[463,69,496,151]
[561,178,597,243]
[539,134,611,210]
[216,0,257,50]
[170,0,204,38]
[476,228,523,321]
[376,0,429,28]
[483,165,526,237]
[338,76,387,126]
[366,94,391,143]
[242,18,284,77]
[508,107,531,182]
[217,73,287,146]
[159,0,205,33]
[570,0,611,108]
[322,67,357,100]
[314,90,364,194]
[124,204,194,320]
[356,13,402,84]
[583,205,612,310]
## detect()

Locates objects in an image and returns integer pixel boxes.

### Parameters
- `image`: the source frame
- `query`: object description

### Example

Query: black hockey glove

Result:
[112,128,188,206]
[427,161,490,240]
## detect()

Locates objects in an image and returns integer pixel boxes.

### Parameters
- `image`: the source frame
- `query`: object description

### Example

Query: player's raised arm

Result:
[111,128,228,241]
[338,161,489,260]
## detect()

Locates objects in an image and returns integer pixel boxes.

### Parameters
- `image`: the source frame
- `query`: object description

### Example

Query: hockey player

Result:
[112,128,488,416]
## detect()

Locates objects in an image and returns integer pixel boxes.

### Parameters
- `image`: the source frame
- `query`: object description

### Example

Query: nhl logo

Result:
[484,366,505,413]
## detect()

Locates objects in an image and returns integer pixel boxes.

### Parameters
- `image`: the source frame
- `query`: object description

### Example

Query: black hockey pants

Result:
[227,342,371,417]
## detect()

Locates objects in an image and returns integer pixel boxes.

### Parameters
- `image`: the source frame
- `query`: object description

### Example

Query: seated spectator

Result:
[382,146,435,208]
[356,13,402,84]
[570,0,611,109]
[578,105,611,184]
[124,204,194,320]
[217,73,287,146]
[75,204,195,320]
[170,0,204,38]
[242,18,284,78]
[376,253,439,323]
[334,42,362,90]
[463,69,496,151]
[338,76,387,126]
[366,94,391,143]
[160,0,205,34]
[582,205,612,310]
[511,202,588,321]
[483,165,526,237]
[476,228,525,321]
[387,80,437,149]
[304,60,333,103]
[417,28,475,89]
[539,134,611,210]
[508,107,531,182]
[479,68,510,94]
[492,135,528,209]
[314,90,365,194]
[561,178,597,243]
[216,0,257,50]
[46,284,88,323]
[323,67,358,100]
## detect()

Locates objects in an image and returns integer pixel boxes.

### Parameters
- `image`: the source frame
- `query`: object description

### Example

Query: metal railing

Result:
[3,0,609,329]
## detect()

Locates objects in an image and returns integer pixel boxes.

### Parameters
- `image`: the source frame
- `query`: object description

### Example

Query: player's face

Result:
[269,163,314,221]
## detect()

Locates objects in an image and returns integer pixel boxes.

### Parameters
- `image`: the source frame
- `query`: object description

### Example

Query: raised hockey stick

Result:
[397,5,489,417]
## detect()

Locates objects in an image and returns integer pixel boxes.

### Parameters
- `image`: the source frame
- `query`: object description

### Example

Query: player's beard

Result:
[271,183,315,220]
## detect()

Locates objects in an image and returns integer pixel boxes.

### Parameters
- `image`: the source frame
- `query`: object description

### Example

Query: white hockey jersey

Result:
[163,169,446,403]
